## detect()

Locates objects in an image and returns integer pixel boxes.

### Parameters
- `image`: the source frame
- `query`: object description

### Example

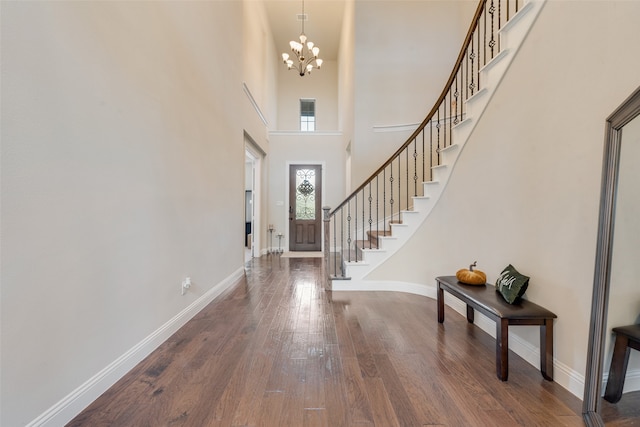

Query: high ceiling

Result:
[264,0,346,61]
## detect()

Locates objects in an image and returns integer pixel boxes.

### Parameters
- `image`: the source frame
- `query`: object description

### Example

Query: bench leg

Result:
[437,284,445,323]
[466,305,474,323]
[496,318,509,381]
[540,319,554,381]
[604,334,631,403]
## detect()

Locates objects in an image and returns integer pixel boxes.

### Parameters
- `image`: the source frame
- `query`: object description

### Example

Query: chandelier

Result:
[281,0,323,76]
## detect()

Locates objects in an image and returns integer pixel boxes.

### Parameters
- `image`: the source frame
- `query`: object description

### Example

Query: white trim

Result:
[269,130,342,136]
[242,82,268,127]
[26,267,245,427]
[372,123,420,133]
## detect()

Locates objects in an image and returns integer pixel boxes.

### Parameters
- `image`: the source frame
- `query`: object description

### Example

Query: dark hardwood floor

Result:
[68,256,586,426]
[602,391,640,426]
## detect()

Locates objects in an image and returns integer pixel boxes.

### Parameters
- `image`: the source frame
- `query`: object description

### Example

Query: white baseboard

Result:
[27,267,245,427]
[332,279,435,298]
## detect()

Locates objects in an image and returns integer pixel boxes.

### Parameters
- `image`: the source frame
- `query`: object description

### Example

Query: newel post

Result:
[322,206,331,290]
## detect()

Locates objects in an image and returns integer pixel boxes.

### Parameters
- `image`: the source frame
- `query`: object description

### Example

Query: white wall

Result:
[368,0,640,395]
[338,0,356,193]
[277,60,339,131]
[338,0,355,137]
[242,0,279,256]
[350,0,476,188]
[0,1,252,425]
[243,0,279,140]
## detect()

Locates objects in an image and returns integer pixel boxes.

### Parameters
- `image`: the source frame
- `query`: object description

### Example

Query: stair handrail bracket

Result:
[326,0,543,282]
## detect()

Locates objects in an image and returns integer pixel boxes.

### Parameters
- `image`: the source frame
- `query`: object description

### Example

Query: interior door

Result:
[289,164,322,251]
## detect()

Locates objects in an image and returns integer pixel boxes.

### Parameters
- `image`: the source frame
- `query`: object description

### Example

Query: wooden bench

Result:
[604,324,640,403]
[436,275,557,381]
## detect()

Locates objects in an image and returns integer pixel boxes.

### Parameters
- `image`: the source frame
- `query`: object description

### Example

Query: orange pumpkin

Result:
[456,261,486,285]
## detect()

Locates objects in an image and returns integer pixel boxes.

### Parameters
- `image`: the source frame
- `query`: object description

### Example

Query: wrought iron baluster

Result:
[464,47,468,101]
[448,91,452,148]
[483,5,487,66]
[489,0,496,59]
[413,138,418,197]
[368,183,372,249]
[420,129,425,186]
[454,75,460,125]
[429,118,434,181]
[470,38,476,95]
[361,189,365,252]
[436,109,441,165]
[476,23,481,91]
[354,193,358,261]
[397,156,401,223]
[498,0,502,52]
[443,95,447,150]
[389,161,394,226]
[332,213,337,276]
[376,175,379,248]
[346,202,352,263]
[383,168,387,233]
[405,149,409,211]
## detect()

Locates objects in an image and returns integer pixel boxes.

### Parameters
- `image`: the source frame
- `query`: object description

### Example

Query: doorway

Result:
[289,164,322,251]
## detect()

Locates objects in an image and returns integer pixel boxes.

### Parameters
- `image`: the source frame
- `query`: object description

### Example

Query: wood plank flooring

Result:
[68,256,586,426]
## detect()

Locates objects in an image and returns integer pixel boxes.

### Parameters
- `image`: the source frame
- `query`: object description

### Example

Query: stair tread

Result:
[367,230,392,237]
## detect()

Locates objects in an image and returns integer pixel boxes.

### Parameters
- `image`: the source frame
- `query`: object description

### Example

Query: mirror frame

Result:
[583,85,640,426]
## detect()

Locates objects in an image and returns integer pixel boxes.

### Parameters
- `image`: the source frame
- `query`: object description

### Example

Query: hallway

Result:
[69,256,583,426]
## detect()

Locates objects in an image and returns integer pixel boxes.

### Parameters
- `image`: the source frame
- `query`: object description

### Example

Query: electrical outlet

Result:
[181,277,191,295]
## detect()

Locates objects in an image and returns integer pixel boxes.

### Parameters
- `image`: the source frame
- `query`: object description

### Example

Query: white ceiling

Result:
[264,0,346,61]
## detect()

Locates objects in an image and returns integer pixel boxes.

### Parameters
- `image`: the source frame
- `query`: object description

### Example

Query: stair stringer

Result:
[334,0,547,289]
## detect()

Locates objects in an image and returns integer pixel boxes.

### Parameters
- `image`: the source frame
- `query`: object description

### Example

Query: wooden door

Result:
[289,165,322,251]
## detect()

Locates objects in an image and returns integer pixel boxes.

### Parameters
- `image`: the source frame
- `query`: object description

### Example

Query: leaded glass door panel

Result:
[289,164,322,251]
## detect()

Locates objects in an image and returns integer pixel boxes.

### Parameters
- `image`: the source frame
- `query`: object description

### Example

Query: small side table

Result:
[604,324,640,403]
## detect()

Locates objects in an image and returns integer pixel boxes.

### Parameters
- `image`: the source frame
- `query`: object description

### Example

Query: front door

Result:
[289,164,322,251]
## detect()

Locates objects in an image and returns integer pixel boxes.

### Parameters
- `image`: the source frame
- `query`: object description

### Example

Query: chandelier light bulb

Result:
[315,58,323,68]
[282,53,289,62]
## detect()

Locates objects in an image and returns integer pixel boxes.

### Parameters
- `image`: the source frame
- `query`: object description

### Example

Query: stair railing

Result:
[326,0,522,279]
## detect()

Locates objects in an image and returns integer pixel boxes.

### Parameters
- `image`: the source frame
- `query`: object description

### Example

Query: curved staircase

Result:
[327,0,547,290]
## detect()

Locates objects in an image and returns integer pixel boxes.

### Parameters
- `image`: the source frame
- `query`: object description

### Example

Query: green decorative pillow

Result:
[496,264,529,304]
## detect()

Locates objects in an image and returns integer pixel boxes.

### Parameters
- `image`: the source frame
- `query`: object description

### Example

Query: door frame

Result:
[245,134,264,258]
[285,161,325,253]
